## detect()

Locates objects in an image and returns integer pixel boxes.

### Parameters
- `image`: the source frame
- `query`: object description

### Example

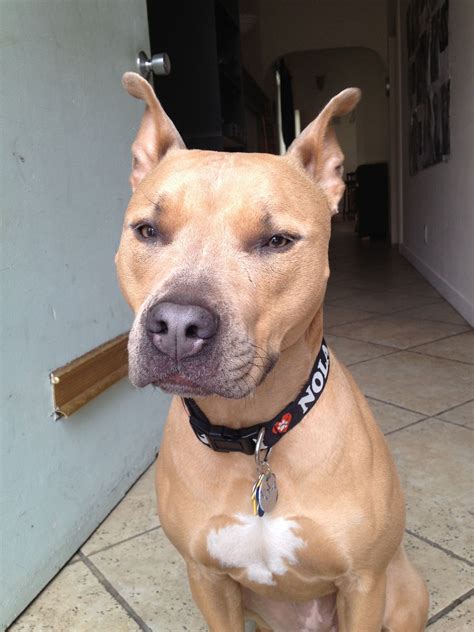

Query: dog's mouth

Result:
[128,298,279,398]
[142,349,277,399]
[154,371,212,397]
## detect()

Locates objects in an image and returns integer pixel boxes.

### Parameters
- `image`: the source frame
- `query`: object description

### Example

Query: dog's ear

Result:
[286,88,361,214]
[122,72,185,191]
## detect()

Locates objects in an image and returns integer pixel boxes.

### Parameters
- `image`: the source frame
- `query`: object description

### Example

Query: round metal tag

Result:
[259,472,278,513]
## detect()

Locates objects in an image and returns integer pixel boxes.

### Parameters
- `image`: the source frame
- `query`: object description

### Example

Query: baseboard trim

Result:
[400,244,474,326]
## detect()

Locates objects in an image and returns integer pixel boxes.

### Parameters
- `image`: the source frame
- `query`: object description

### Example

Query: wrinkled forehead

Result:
[129,149,325,227]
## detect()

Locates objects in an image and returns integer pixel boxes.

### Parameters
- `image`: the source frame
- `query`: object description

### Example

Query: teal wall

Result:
[0,2,170,627]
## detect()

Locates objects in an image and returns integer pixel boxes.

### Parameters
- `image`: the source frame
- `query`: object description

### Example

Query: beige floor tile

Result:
[437,400,474,429]
[323,305,375,328]
[326,334,395,366]
[92,529,207,632]
[350,351,474,416]
[324,284,361,303]
[329,277,411,293]
[334,272,427,293]
[404,534,473,620]
[366,397,425,434]
[412,331,474,365]
[388,419,473,562]
[429,596,473,631]
[8,561,140,632]
[329,290,440,315]
[327,316,468,350]
[388,279,441,298]
[395,301,469,326]
[82,463,159,555]
[59,531,472,632]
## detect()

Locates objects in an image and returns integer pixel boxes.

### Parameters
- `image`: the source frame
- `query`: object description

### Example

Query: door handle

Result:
[136,51,171,78]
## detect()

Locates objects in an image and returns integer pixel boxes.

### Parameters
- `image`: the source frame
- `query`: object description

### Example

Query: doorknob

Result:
[136,51,171,78]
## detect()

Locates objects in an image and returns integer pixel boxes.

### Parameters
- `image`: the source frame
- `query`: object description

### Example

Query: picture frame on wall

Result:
[407,0,450,175]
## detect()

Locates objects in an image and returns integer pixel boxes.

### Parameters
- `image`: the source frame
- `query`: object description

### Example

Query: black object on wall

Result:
[356,163,389,240]
[407,0,450,174]
[147,0,246,151]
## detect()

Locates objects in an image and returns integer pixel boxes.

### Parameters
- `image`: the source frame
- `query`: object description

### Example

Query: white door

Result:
[0,2,170,627]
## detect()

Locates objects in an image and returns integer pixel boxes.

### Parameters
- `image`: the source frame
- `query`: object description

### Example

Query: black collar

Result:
[183,339,330,455]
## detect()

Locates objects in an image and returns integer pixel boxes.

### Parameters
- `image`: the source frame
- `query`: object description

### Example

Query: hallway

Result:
[10,222,473,631]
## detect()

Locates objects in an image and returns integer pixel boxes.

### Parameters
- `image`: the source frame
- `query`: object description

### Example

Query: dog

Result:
[116,72,429,632]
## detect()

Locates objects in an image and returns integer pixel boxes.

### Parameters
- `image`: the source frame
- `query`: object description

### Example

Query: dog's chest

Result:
[206,513,306,585]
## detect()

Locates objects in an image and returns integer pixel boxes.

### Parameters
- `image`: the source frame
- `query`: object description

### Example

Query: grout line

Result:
[384,416,431,436]
[324,313,381,327]
[325,330,400,351]
[330,281,423,292]
[346,350,400,368]
[386,307,470,327]
[365,395,427,417]
[68,461,159,564]
[376,395,474,434]
[435,417,474,431]
[402,315,468,326]
[327,322,470,358]
[403,328,472,350]
[85,525,161,558]
[426,588,474,627]
[433,398,474,417]
[327,296,443,315]
[384,297,444,309]
[433,399,474,430]
[425,398,474,420]
[79,551,153,632]
[328,273,426,287]
[407,348,474,367]
[405,529,474,568]
[435,398,474,415]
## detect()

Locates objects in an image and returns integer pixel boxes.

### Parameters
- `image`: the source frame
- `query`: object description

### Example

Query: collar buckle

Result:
[188,411,258,455]
[205,426,257,454]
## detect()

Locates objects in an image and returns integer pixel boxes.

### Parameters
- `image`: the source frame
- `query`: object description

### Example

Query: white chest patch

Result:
[207,513,306,585]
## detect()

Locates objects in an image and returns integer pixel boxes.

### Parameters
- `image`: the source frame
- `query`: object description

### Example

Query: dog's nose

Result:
[146,302,219,361]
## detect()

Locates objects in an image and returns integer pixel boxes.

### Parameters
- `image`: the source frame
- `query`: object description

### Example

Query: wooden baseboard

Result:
[50,333,129,419]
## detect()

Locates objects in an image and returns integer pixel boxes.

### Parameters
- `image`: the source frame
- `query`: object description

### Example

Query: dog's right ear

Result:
[122,72,185,191]
[286,88,361,215]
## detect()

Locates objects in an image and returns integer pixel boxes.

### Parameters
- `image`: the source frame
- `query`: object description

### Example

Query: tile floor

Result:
[10,222,473,631]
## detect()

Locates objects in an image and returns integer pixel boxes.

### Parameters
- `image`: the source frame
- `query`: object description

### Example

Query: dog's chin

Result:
[130,366,274,400]
[152,376,251,399]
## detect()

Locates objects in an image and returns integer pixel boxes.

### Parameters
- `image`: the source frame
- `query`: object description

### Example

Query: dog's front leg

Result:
[336,573,386,632]
[186,561,245,632]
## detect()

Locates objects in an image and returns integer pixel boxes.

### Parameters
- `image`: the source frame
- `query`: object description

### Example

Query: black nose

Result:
[146,301,219,361]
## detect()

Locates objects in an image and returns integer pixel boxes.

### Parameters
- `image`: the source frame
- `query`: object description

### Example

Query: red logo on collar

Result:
[272,412,292,434]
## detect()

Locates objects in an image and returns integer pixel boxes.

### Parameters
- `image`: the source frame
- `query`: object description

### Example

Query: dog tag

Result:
[258,472,278,514]
[252,428,278,517]
[251,473,265,517]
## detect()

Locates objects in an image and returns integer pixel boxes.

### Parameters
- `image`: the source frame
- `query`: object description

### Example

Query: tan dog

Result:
[116,72,429,632]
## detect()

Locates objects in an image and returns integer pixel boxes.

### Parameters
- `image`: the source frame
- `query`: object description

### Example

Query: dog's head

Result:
[116,72,360,399]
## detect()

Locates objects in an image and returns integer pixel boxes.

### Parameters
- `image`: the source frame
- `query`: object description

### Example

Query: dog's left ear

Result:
[286,88,361,214]
[122,72,185,191]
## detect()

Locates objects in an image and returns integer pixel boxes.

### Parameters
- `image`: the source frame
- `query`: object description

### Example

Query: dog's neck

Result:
[195,310,324,429]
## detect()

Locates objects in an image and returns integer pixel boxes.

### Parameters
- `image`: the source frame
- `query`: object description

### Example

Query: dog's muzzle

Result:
[127,291,276,399]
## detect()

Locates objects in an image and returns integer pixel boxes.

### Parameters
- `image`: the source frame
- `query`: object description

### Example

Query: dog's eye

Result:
[265,235,291,249]
[135,224,156,240]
